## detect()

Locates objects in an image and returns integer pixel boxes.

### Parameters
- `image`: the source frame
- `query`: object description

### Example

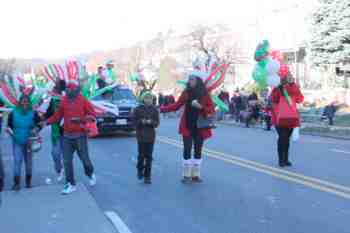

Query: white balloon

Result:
[267,74,281,87]
[266,57,280,75]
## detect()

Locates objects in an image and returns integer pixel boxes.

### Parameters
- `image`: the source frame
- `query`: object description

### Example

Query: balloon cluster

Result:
[252,40,289,89]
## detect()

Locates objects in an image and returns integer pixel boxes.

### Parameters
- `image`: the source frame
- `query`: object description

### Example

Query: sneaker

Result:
[12,183,20,191]
[181,177,192,184]
[89,174,97,186]
[61,183,76,195]
[137,169,144,180]
[57,170,64,182]
[285,161,293,167]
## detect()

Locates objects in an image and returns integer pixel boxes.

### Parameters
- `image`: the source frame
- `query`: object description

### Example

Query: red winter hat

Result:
[66,80,79,90]
[279,64,289,79]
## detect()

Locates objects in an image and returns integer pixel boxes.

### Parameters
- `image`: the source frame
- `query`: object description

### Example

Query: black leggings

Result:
[275,127,294,162]
[137,142,154,178]
[183,134,204,160]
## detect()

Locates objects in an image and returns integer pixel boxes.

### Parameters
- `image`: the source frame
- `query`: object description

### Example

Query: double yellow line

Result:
[158,136,350,200]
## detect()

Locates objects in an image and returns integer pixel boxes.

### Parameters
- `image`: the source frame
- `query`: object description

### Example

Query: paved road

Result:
[2,118,350,233]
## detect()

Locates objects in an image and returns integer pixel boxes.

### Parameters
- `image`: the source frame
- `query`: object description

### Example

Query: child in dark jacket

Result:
[134,92,159,184]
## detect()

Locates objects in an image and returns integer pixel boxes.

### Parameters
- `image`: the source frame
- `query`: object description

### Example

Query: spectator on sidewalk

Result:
[232,90,243,122]
[44,80,66,182]
[262,96,273,131]
[47,81,97,195]
[245,92,260,128]
[134,92,160,184]
[158,93,165,107]
[218,90,230,121]
[7,95,42,191]
[322,102,337,126]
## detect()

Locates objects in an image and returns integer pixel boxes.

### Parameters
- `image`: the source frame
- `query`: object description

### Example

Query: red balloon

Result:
[279,64,289,79]
[270,50,284,62]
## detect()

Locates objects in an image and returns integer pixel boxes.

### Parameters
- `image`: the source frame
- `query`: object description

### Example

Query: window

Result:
[113,89,136,101]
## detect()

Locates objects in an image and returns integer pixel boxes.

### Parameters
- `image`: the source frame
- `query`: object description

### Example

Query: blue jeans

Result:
[51,137,63,174]
[13,141,32,177]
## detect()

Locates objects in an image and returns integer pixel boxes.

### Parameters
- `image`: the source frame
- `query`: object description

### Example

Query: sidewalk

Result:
[0,183,116,233]
[220,119,350,140]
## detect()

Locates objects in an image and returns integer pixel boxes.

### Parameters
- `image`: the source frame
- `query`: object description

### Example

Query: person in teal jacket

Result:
[7,95,41,191]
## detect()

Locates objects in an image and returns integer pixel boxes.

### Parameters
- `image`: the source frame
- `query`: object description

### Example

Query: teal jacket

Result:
[8,108,40,145]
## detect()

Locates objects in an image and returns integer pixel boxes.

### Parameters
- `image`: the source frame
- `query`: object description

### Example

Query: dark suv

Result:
[91,85,138,135]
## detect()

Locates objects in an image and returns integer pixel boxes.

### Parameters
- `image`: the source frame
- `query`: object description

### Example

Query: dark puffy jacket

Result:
[134,105,159,142]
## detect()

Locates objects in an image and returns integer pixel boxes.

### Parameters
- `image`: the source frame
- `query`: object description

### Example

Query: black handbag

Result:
[197,115,216,129]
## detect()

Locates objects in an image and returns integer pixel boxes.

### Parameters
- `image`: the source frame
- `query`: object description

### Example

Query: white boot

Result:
[192,158,202,182]
[182,159,192,183]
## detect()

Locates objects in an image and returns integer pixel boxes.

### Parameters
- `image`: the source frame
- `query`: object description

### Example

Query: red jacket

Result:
[271,84,304,128]
[161,91,215,139]
[48,94,96,134]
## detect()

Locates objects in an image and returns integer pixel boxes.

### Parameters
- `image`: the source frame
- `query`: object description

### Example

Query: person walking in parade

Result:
[232,89,243,122]
[97,66,108,89]
[44,80,66,182]
[7,95,42,191]
[161,75,215,183]
[271,72,304,167]
[134,92,160,184]
[46,81,97,194]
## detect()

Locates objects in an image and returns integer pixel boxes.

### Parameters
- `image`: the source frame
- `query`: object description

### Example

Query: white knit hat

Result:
[187,70,208,81]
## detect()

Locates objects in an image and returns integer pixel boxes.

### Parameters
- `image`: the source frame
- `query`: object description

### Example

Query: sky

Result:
[0,0,317,59]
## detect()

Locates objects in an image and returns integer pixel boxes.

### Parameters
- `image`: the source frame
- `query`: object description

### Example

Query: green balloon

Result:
[255,40,270,59]
[212,95,229,112]
[130,73,140,82]
[252,64,268,88]
[258,59,268,68]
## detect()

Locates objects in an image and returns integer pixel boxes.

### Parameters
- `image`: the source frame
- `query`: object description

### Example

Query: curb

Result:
[218,121,350,141]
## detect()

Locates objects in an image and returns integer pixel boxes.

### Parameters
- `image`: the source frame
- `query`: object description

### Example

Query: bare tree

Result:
[186,24,246,68]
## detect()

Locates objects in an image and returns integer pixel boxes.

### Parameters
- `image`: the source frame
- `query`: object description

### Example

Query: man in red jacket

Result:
[47,81,97,194]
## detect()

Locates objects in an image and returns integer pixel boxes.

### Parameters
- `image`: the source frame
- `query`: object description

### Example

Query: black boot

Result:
[144,177,152,184]
[26,175,32,188]
[12,176,20,191]
[144,157,152,184]
[0,177,4,192]
[278,148,286,167]
[284,152,292,167]
[137,155,145,180]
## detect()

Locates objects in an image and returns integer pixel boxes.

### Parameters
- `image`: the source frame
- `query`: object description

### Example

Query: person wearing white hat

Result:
[161,74,215,183]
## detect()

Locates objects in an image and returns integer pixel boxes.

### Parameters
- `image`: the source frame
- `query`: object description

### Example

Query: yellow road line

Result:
[158,136,350,200]
[159,136,350,194]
